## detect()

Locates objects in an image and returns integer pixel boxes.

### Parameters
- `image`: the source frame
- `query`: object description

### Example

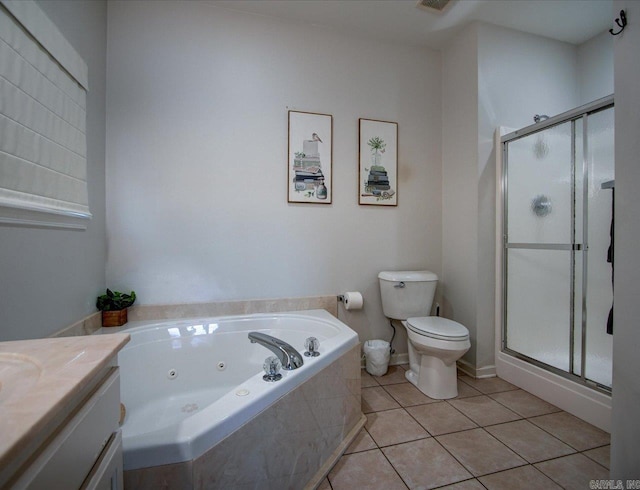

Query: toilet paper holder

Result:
[337,291,364,310]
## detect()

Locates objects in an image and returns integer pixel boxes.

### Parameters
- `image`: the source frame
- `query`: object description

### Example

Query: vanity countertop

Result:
[0,334,130,472]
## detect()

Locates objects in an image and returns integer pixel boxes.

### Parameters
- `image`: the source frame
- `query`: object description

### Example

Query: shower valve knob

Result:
[304,337,320,357]
[263,356,282,382]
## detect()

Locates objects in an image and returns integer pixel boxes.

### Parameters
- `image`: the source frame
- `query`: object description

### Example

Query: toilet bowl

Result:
[403,317,470,399]
[378,271,470,399]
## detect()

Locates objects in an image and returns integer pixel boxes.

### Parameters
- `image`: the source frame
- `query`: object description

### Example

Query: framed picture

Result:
[288,110,333,204]
[359,118,398,206]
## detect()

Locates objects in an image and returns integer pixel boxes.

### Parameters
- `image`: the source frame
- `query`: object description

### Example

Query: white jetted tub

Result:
[109,309,361,487]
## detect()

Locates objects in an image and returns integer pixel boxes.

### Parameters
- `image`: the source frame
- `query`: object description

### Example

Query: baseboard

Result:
[390,352,409,366]
[360,352,409,369]
[457,359,497,379]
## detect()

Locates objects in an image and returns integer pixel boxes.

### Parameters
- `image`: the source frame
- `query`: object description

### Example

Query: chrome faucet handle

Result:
[304,337,320,357]
[263,356,282,382]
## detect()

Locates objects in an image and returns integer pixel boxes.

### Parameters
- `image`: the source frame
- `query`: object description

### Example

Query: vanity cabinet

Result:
[0,334,129,490]
[10,369,123,490]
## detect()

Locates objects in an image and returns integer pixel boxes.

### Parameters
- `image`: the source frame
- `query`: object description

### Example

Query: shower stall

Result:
[496,95,614,430]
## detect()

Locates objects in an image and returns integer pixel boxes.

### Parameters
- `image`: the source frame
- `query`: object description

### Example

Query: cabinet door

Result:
[12,369,120,490]
[81,431,123,490]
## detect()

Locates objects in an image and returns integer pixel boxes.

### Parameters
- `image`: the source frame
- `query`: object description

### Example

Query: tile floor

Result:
[319,365,610,490]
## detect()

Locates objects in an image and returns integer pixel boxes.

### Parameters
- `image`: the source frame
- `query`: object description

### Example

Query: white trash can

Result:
[363,339,391,376]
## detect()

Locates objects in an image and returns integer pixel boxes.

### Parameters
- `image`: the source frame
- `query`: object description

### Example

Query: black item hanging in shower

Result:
[603,181,615,335]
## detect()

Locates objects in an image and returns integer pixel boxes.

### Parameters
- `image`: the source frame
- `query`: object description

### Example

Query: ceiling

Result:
[210,0,613,49]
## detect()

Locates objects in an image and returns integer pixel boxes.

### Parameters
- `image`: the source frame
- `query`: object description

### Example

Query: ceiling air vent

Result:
[416,0,453,14]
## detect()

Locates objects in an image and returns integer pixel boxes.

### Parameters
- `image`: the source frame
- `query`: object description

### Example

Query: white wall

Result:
[578,31,614,104]
[442,22,581,373]
[611,0,640,477]
[477,23,580,374]
[442,24,479,367]
[0,0,107,341]
[105,0,442,349]
[476,23,615,383]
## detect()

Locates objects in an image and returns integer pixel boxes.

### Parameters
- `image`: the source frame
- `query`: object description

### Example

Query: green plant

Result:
[96,289,136,311]
[367,136,386,153]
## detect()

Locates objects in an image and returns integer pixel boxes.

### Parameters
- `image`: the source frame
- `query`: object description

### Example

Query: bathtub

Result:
[111,309,362,488]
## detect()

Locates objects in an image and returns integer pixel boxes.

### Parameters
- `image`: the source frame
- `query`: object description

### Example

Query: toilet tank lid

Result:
[378,271,438,282]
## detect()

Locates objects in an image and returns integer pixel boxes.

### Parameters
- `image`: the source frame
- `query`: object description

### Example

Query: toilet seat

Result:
[406,317,469,341]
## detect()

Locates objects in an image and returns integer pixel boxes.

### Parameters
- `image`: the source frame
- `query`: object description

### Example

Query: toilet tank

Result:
[378,271,438,320]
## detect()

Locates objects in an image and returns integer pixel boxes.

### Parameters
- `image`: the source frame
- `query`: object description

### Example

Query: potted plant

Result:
[96,289,136,327]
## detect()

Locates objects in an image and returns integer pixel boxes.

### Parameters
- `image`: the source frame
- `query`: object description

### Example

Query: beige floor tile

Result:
[452,379,482,399]
[448,396,521,427]
[362,386,401,413]
[345,428,378,454]
[535,453,610,490]
[485,420,575,463]
[366,408,430,447]
[436,428,526,477]
[437,480,485,490]
[376,365,409,385]
[382,438,472,489]
[489,389,560,418]
[317,477,332,490]
[362,369,379,388]
[458,376,518,394]
[406,402,477,436]
[529,412,610,451]
[328,449,408,490]
[583,445,611,469]
[383,382,439,407]
[478,465,562,490]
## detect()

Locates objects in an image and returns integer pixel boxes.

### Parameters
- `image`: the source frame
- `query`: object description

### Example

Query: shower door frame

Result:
[500,94,614,395]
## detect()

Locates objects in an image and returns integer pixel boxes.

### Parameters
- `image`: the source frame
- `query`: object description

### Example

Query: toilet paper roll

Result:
[343,292,364,310]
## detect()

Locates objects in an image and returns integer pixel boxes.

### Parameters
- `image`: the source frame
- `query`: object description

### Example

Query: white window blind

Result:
[0,0,90,229]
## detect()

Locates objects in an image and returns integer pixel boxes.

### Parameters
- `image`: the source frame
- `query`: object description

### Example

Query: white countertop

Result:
[0,334,130,473]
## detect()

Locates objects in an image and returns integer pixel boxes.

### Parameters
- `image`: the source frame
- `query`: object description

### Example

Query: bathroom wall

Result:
[611,0,640,476]
[476,24,613,380]
[577,31,614,105]
[105,1,442,351]
[0,0,107,341]
[476,24,579,375]
[442,22,580,374]
[443,22,612,375]
[441,24,480,367]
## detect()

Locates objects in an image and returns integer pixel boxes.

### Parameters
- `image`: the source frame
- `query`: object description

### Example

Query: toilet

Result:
[378,271,470,399]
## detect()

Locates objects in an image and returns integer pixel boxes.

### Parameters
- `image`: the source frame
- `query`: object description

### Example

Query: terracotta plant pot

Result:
[102,309,128,327]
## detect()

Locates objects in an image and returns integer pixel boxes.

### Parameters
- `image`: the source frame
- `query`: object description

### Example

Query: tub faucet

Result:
[248,332,304,370]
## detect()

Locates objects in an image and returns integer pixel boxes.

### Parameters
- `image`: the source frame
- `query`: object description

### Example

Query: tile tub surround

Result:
[0,334,130,487]
[127,295,338,322]
[52,295,338,337]
[324,367,611,489]
[124,344,362,489]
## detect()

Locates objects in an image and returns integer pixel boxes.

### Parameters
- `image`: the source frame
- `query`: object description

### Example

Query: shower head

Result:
[534,114,550,123]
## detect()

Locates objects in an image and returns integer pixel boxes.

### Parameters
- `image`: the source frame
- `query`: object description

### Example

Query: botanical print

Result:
[288,111,332,204]
[359,119,398,206]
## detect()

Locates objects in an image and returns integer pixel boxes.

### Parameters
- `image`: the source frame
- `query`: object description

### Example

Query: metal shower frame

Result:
[500,94,614,394]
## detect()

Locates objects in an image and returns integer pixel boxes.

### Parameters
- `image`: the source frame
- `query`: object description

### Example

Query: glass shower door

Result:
[504,121,575,373]
[502,99,614,391]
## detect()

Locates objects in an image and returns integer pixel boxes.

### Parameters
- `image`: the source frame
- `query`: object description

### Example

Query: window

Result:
[0,0,90,229]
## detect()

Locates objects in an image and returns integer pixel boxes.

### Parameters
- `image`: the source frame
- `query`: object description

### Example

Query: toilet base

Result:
[405,355,459,400]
